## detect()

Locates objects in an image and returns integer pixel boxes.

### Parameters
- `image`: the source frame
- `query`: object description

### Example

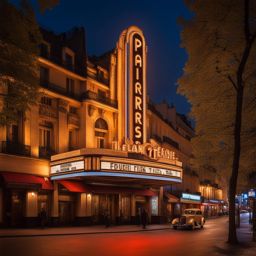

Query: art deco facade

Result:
[0,26,225,227]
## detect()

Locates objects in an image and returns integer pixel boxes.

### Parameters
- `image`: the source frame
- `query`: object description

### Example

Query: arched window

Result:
[95,118,108,148]
[95,118,108,130]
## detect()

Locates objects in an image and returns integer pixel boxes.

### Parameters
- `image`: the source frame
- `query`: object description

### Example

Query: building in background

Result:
[0,26,226,227]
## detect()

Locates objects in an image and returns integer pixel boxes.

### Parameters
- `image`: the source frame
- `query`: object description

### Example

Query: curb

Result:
[0,227,171,239]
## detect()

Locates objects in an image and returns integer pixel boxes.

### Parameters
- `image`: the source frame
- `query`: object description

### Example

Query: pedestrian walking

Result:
[39,208,47,229]
[104,210,110,228]
[136,208,141,226]
[141,208,148,229]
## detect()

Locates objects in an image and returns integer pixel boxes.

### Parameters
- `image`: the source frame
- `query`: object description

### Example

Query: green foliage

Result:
[178,0,256,189]
[0,0,43,125]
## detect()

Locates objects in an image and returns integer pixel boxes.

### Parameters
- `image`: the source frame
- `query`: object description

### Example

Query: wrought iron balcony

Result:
[68,112,80,127]
[39,104,58,119]
[40,80,80,101]
[1,141,31,157]
[82,90,117,108]
[39,53,85,76]
[39,146,56,159]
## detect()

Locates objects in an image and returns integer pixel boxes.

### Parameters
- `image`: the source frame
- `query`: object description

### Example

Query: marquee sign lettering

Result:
[50,160,84,175]
[112,140,181,165]
[101,161,182,179]
[132,33,144,144]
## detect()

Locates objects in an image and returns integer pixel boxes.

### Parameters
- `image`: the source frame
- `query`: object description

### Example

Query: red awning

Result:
[56,181,157,196]
[164,193,179,202]
[58,180,90,193]
[135,189,157,197]
[1,172,53,190]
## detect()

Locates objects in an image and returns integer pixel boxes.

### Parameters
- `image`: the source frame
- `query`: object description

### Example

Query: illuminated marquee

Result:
[112,140,181,165]
[101,161,182,179]
[181,193,201,202]
[50,160,84,175]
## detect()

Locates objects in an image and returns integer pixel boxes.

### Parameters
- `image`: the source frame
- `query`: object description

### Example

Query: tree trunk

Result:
[253,199,256,242]
[236,206,240,228]
[228,86,244,244]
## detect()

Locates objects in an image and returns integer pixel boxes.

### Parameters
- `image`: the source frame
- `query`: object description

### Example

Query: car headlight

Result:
[188,218,194,224]
[172,218,178,224]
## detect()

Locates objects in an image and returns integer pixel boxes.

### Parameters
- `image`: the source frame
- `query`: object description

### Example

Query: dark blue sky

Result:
[36,0,191,114]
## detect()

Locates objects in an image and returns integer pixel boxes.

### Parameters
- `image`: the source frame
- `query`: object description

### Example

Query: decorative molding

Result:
[88,105,96,117]
[58,99,68,113]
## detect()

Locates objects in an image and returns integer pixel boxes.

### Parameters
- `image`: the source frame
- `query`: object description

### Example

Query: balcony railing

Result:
[40,80,80,101]
[39,104,58,119]
[1,141,31,157]
[39,53,85,76]
[82,90,117,108]
[68,112,80,127]
[39,146,56,159]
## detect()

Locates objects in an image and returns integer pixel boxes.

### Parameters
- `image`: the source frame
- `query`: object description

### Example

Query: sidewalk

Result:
[0,224,171,238]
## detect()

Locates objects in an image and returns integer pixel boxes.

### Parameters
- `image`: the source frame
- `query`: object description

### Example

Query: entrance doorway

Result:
[91,194,119,224]
[5,190,25,227]
[59,201,73,226]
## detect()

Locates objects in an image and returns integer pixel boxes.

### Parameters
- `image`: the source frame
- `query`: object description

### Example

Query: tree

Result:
[0,0,58,125]
[178,0,256,244]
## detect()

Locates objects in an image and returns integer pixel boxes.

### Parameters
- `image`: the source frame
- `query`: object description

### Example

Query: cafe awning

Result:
[58,180,90,193]
[164,193,179,203]
[1,172,53,190]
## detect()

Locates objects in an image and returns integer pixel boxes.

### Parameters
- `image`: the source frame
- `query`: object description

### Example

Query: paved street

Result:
[0,215,255,256]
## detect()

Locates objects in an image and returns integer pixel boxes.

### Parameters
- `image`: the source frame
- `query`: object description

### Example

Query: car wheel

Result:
[190,223,195,230]
[173,226,177,230]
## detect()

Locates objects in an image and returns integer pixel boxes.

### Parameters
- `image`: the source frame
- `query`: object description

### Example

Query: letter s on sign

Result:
[135,126,142,138]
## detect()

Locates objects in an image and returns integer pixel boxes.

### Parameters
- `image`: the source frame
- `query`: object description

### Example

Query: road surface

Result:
[0,215,255,256]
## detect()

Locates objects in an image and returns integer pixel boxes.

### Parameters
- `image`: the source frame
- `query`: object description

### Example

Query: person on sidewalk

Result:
[136,208,141,226]
[104,210,110,228]
[141,208,148,229]
[39,208,47,229]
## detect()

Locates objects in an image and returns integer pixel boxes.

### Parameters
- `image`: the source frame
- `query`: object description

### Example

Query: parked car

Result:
[172,208,205,230]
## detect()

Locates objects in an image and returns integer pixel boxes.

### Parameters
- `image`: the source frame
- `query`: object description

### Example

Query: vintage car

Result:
[172,208,205,230]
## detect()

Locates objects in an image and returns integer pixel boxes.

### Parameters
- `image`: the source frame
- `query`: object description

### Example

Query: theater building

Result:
[0,25,206,227]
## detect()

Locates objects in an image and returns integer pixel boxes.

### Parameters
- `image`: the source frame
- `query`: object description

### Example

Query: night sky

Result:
[35,0,192,114]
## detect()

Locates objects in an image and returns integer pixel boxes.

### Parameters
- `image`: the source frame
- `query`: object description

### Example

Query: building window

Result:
[151,196,159,216]
[66,78,75,96]
[64,53,73,69]
[98,89,106,99]
[39,128,51,149]
[69,106,77,114]
[40,67,49,86]
[9,124,19,143]
[41,96,52,106]
[97,137,105,149]
[68,129,78,150]
[40,43,50,58]
[95,118,108,149]
[95,118,108,130]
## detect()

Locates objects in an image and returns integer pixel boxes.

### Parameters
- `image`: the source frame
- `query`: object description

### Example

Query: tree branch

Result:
[227,75,238,91]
